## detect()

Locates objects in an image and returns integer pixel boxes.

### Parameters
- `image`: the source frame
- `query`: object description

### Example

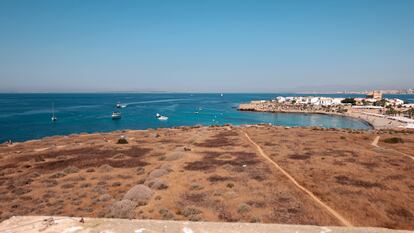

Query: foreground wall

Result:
[0,216,413,233]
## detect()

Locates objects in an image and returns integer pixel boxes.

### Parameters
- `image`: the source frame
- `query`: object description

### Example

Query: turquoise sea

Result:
[1,93,413,142]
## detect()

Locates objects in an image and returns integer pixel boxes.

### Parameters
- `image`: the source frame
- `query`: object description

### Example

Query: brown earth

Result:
[0,125,413,230]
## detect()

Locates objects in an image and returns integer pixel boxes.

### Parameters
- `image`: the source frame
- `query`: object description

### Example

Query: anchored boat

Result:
[51,103,57,122]
[156,113,168,121]
[112,111,121,120]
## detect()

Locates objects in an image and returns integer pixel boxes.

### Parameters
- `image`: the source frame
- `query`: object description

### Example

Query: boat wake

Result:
[123,98,190,106]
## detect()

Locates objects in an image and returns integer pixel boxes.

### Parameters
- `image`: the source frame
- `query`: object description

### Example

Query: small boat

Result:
[220,93,224,97]
[156,113,168,120]
[116,102,122,108]
[51,103,57,122]
[112,111,121,120]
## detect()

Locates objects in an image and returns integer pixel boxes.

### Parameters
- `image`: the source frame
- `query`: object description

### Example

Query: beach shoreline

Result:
[238,103,408,130]
[238,108,376,129]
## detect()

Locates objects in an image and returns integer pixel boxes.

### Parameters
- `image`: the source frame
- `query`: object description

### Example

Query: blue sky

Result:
[0,0,413,92]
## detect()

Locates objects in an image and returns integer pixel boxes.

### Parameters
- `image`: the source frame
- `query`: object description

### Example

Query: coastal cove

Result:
[1,93,413,142]
[240,109,376,129]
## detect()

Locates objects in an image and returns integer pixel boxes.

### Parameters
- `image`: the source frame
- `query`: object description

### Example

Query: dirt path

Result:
[372,136,414,160]
[371,136,380,147]
[242,130,353,227]
[378,147,414,161]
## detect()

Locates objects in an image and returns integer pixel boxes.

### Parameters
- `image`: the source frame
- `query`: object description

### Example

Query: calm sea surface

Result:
[1,93,413,142]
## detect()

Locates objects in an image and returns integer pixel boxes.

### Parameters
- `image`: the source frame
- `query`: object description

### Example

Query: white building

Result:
[332,98,345,105]
[276,96,286,103]
[403,103,414,108]
[387,98,404,106]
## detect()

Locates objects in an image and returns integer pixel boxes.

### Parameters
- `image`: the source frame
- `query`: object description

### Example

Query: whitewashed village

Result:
[238,91,414,129]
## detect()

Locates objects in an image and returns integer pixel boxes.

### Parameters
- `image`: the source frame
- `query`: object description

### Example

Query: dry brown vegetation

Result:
[0,125,413,230]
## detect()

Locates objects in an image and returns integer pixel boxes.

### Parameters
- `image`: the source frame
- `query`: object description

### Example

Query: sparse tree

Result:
[374,99,387,107]
[405,108,414,118]
[341,98,356,105]
[385,108,399,116]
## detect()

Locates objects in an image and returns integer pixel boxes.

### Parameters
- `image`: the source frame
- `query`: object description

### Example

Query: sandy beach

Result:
[238,102,408,130]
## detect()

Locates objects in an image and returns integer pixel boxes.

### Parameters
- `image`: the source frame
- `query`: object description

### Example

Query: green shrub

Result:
[117,137,128,144]
[250,217,261,223]
[181,206,202,217]
[341,98,356,105]
[237,203,251,214]
[383,137,404,144]
[159,208,174,220]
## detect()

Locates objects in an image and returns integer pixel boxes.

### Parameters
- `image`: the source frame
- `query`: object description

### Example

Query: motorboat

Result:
[156,113,168,121]
[112,111,121,120]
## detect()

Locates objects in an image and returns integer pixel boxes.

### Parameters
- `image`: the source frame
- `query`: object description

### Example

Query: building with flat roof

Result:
[366,90,382,100]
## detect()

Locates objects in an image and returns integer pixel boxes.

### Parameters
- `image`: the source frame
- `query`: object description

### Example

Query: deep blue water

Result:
[1,93,413,142]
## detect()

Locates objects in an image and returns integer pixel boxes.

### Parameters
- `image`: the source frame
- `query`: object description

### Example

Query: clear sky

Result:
[0,0,413,93]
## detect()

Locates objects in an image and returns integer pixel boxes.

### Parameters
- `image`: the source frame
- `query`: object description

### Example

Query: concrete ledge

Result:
[1,216,413,233]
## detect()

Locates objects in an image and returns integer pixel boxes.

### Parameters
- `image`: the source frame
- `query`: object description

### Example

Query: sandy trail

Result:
[242,130,353,227]
[378,147,414,161]
[372,136,414,160]
[371,136,380,147]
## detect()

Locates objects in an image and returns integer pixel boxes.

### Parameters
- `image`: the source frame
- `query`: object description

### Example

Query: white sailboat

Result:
[51,103,57,122]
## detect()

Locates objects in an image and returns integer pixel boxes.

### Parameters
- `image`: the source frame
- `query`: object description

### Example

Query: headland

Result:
[1,125,413,230]
[238,95,414,130]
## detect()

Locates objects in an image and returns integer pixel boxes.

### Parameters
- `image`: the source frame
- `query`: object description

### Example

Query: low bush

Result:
[112,182,121,187]
[190,183,203,191]
[61,183,75,189]
[98,164,113,172]
[80,183,91,188]
[105,200,136,218]
[238,203,251,214]
[159,208,174,220]
[148,168,169,180]
[63,166,79,174]
[181,206,202,217]
[136,167,145,175]
[123,184,153,205]
[117,137,128,144]
[384,137,404,144]
[98,194,112,201]
[148,179,168,190]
